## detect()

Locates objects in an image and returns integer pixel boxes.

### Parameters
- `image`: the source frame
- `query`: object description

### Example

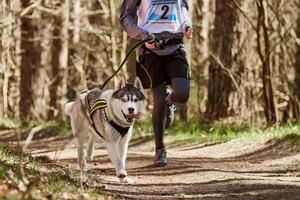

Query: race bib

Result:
[147,0,179,23]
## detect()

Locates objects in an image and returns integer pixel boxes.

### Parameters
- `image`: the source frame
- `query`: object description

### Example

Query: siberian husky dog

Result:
[64,77,145,183]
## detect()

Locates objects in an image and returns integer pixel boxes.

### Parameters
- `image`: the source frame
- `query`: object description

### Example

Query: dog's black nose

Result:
[128,107,135,114]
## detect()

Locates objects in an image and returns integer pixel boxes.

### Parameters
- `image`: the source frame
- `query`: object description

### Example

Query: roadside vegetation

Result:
[134,118,300,146]
[1,117,300,148]
[0,143,114,200]
[0,117,300,199]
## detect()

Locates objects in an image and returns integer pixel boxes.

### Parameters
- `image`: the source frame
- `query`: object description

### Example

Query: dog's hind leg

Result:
[86,134,96,162]
[71,117,88,174]
[75,133,88,174]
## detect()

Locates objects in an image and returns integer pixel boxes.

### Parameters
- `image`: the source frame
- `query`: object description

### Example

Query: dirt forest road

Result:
[17,132,300,199]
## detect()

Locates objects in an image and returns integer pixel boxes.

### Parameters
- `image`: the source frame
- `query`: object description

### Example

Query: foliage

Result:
[0,144,110,200]
[0,118,19,130]
[134,118,300,146]
[0,0,299,126]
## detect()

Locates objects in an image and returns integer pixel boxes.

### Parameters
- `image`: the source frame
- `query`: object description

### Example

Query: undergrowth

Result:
[134,118,300,145]
[0,145,110,200]
[1,116,300,147]
[0,118,299,199]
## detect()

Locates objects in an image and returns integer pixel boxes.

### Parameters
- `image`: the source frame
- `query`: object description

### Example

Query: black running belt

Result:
[154,32,184,49]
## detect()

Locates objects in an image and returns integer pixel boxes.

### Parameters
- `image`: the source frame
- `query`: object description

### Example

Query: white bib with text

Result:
[137,0,186,33]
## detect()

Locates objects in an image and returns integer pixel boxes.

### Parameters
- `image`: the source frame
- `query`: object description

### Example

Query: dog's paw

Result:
[80,160,88,173]
[80,172,88,183]
[120,176,133,184]
[82,165,88,174]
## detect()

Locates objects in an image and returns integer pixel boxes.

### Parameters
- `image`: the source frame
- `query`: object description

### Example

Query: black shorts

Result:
[136,48,189,89]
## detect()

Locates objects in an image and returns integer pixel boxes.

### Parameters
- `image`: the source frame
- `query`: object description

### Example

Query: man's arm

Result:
[181,0,192,39]
[119,0,148,40]
[181,0,189,10]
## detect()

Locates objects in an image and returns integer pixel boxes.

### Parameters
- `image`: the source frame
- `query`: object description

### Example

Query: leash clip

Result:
[158,39,168,49]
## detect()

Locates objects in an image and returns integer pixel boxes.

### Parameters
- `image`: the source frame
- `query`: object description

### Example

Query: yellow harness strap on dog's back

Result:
[90,99,107,117]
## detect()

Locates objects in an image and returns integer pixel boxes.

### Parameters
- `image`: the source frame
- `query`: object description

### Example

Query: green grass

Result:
[2,116,300,147]
[134,118,300,146]
[0,118,19,130]
[0,117,70,135]
[0,118,299,199]
[0,120,71,143]
[23,120,71,137]
[0,145,110,200]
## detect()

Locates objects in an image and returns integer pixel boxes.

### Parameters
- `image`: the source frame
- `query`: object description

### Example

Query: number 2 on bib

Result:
[161,5,169,19]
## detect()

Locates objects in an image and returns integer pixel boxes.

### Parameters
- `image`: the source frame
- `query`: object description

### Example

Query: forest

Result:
[0,0,300,199]
[0,0,299,126]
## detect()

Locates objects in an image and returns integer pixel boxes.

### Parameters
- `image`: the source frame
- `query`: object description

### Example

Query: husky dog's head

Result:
[110,77,145,124]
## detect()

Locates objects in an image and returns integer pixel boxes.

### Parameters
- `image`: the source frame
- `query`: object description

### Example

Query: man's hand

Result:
[145,33,156,49]
[184,27,193,40]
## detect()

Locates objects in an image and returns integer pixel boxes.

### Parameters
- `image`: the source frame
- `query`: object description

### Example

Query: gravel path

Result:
[23,133,300,200]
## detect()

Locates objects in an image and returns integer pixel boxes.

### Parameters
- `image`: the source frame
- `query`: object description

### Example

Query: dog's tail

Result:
[64,102,75,115]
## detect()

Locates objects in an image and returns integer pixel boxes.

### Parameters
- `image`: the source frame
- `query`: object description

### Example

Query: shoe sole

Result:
[153,161,167,167]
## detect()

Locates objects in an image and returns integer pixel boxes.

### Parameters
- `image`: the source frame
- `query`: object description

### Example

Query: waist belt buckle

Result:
[159,40,166,49]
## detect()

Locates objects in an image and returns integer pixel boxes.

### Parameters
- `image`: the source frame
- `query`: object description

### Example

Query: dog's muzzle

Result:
[122,111,141,123]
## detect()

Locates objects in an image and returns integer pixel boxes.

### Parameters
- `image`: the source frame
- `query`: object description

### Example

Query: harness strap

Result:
[90,99,107,116]
[103,108,130,137]
[88,98,130,137]
[86,98,106,139]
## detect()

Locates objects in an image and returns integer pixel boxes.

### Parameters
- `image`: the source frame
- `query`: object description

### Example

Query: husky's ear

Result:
[115,77,126,91]
[134,77,144,93]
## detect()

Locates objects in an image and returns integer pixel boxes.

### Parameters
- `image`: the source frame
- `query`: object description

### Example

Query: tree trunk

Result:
[20,0,41,121]
[295,5,300,94]
[290,0,300,122]
[205,0,239,120]
[57,0,69,118]
[1,0,21,119]
[191,0,210,119]
[256,0,277,125]
[126,37,137,84]
[48,0,69,120]
[48,17,62,119]
[1,0,10,118]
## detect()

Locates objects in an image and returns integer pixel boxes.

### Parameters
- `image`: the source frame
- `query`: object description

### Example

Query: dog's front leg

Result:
[119,134,130,168]
[118,133,133,184]
[106,142,131,183]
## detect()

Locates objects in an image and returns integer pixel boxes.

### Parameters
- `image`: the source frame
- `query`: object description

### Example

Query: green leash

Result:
[100,36,159,90]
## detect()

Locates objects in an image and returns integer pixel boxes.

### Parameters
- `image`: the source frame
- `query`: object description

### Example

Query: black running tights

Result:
[151,78,190,149]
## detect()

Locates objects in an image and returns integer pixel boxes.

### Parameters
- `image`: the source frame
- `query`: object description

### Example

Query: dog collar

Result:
[90,99,130,137]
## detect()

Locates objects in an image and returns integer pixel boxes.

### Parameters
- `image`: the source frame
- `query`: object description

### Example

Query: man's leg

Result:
[152,83,167,149]
[165,77,190,128]
[151,78,189,166]
[164,48,190,128]
[167,77,190,105]
[152,83,168,166]
[137,51,167,166]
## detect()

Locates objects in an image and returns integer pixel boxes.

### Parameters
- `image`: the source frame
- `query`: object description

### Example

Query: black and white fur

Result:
[64,78,144,183]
